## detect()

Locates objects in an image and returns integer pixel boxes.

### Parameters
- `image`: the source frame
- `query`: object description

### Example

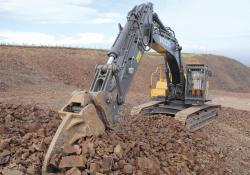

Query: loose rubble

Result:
[0,103,61,175]
[0,103,242,175]
[45,106,227,174]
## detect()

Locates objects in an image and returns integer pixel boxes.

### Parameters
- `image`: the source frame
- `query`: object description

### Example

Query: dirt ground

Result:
[0,46,250,175]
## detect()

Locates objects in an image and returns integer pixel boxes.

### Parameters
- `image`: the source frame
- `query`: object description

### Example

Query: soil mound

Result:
[0,46,250,93]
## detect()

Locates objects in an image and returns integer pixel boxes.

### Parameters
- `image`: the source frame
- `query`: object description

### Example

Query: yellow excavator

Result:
[150,64,168,100]
[42,3,220,174]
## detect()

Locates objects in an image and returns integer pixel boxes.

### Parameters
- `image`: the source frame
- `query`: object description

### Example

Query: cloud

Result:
[0,0,120,24]
[0,31,115,48]
[181,42,209,53]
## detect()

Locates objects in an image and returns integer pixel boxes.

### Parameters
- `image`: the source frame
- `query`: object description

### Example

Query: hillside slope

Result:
[0,46,250,93]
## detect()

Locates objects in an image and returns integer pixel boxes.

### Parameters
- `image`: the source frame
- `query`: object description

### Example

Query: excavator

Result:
[42,2,220,174]
[149,64,168,100]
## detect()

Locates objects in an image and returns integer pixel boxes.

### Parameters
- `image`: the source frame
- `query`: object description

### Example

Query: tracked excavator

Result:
[42,2,220,174]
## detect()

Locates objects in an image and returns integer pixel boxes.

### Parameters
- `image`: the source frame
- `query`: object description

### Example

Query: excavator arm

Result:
[88,2,185,127]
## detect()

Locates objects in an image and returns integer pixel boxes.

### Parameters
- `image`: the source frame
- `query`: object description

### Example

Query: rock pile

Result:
[0,103,61,175]
[0,103,227,175]
[47,107,226,175]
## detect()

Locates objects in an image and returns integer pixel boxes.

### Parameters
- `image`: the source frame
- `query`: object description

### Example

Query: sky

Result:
[0,0,249,64]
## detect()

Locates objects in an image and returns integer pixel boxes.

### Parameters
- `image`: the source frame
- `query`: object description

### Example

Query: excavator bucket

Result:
[42,91,107,174]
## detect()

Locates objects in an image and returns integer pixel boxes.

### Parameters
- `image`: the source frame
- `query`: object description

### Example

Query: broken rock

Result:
[122,164,133,174]
[26,165,35,175]
[102,156,114,173]
[0,139,9,151]
[2,167,24,175]
[63,144,81,154]
[114,144,123,159]
[66,167,81,175]
[0,150,11,165]
[90,162,100,175]
[136,157,159,174]
[59,155,86,168]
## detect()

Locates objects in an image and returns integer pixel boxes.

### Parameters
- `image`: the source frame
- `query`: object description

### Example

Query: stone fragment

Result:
[81,171,88,175]
[66,167,81,175]
[26,165,35,175]
[2,167,24,175]
[21,152,29,160]
[0,150,10,157]
[102,156,114,173]
[87,142,95,157]
[29,153,40,162]
[162,167,173,175]
[0,124,5,133]
[117,159,125,169]
[29,123,41,132]
[59,155,86,168]
[32,141,45,151]
[37,128,45,137]
[95,173,104,175]
[114,144,123,159]
[122,164,133,174]
[81,145,88,155]
[0,150,11,165]
[0,139,9,151]
[89,162,100,175]
[219,153,224,158]
[105,145,114,153]
[136,157,159,174]
[44,136,53,145]
[74,145,82,155]
[5,114,13,127]
[23,133,33,141]
[49,154,61,167]
[63,144,81,154]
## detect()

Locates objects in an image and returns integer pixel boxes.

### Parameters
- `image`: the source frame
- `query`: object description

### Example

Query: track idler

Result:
[42,90,112,174]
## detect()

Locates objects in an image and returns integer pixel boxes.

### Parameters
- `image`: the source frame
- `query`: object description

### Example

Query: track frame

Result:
[132,100,221,131]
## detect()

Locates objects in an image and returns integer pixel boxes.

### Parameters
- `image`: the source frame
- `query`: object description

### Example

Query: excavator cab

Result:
[185,64,211,105]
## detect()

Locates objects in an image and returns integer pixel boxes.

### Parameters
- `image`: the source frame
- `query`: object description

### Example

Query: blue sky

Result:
[0,0,249,64]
